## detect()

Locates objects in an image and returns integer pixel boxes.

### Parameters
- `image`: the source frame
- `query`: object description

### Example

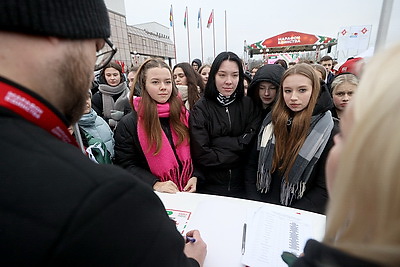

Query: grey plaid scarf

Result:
[257,111,334,206]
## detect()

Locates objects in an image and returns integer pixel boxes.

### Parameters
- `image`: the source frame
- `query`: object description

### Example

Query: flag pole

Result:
[375,0,393,53]
[185,6,191,63]
[170,5,177,65]
[212,9,216,58]
[199,8,204,63]
[224,10,227,51]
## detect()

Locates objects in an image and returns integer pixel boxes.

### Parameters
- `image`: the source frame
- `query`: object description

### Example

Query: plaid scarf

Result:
[257,111,334,206]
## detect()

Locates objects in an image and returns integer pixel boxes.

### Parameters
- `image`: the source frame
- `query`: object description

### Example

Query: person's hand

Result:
[108,119,117,128]
[184,230,207,267]
[153,181,179,193]
[110,109,124,121]
[183,177,197,192]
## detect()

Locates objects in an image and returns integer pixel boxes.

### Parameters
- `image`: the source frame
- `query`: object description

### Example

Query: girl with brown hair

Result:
[114,58,198,193]
[245,63,338,214]
[173,62,204,110]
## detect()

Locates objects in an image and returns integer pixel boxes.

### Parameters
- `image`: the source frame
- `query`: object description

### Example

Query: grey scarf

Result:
[257,111,334,206]
[98,83,128,119]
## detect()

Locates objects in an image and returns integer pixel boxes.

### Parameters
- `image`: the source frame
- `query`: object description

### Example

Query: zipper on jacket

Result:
[228,169,232,191]
[225,107,232,131]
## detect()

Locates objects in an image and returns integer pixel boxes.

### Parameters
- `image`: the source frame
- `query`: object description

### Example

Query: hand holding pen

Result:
[183,230,207,267]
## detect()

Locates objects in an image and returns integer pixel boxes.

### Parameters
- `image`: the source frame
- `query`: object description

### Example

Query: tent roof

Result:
[248,31,337,54]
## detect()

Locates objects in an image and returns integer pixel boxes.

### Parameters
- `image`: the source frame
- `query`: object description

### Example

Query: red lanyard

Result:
[0,80,79,148]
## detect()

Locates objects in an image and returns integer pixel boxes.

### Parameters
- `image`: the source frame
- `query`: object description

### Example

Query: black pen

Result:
[241,223,247,255]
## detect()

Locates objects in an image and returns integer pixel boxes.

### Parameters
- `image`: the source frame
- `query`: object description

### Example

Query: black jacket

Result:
[114,110,202,187]
[292,239,380,267]
[244,82,339,214]
[0,79,198,266]
[189,96,261,198]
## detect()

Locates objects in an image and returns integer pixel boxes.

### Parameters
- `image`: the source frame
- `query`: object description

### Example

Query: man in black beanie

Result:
[0,1,206,266]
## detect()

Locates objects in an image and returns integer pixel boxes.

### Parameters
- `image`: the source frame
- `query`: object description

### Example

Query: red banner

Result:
[262,31,319,48]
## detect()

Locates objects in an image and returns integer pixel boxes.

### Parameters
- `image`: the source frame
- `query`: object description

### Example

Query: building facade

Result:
[128,22,175,67]
[104,0,175,71]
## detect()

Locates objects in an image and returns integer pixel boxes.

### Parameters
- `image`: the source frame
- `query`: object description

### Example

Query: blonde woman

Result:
[330,73,359,119]
[292,44,400,266]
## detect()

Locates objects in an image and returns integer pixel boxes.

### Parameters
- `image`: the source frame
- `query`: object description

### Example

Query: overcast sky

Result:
[124,0,400,64]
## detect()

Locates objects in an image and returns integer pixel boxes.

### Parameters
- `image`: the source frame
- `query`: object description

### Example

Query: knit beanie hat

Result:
[0,0,110,39]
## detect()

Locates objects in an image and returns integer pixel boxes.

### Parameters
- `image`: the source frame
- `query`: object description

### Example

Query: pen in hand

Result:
[186,236,196,243]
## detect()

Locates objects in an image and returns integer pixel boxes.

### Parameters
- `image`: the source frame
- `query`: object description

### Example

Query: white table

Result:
[156,192,326,267]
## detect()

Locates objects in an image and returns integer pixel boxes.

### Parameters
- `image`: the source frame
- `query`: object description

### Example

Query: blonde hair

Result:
[330,73,359,94]
[323,43,400,265]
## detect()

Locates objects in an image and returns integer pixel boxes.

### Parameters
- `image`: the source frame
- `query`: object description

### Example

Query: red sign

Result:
[262,31,318,48]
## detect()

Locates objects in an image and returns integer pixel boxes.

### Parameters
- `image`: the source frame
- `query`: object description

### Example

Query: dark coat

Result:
[92,75,131,122]
[113,110,160,186]
[91,89,131,120]
[0,80,198,266]
[292,239,380,267]
[244,82,339,214]
[189,96,261,198]
[114,110,202,187]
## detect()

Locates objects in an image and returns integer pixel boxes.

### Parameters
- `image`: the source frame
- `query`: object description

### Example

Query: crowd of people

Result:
[1,0,399,266]
[90,49,350,216]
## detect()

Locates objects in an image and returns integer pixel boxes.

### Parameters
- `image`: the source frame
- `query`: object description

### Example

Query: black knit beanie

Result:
[0,0,110,39]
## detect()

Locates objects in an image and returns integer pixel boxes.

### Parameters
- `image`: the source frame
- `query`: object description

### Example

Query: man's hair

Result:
[320,55,333,63]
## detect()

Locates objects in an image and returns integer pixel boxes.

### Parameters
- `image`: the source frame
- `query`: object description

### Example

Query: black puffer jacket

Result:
[114,110,203,187]
[244,82,339,214]
[189,96,261,198]
[113,111,162,186]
